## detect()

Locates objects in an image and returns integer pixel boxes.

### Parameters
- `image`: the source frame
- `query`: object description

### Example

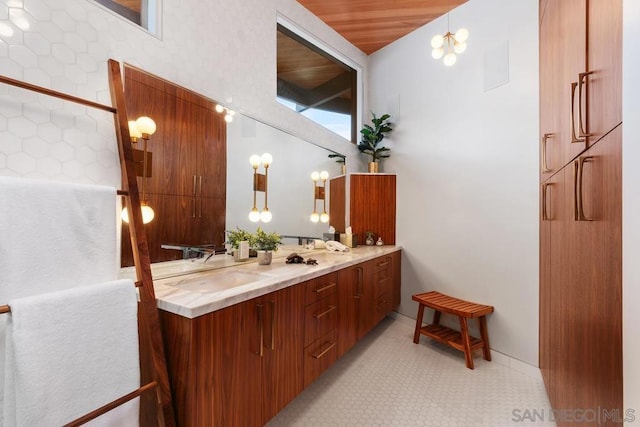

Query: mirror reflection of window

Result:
[277,24,357,142]
[91,0,159,33]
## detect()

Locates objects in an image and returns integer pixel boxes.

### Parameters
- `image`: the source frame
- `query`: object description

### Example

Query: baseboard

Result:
[387,311,543,380]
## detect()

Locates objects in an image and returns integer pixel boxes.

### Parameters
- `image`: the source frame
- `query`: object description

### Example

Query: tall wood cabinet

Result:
[349,173,396,245]
[539,0,622,423]
[121,67,227,266]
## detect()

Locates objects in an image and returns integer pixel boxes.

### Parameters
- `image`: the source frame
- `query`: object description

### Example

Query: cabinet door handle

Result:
[541,183,551,221]
[256,304,264,357]
[356,267,363,299]
[313,282,336,294]
[312,341,336,359]
[541,133,553,173]
[191,198,196,218]
[570,82,585,144]
[198,175,203,196]
[313,305,336,320]
[377,260,389,268]
[573,160,580,221]
[577,156,594,221]
[578,71,594,138]
[192,175,197,195]
[269,300,275,350]
[198,198,202,218]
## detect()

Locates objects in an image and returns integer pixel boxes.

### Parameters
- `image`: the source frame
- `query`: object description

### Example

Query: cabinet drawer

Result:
[304,293,337,347]
[374,292,391,323]
[304,272,338,305]
[304,329,337,388]
[374,256,392,276]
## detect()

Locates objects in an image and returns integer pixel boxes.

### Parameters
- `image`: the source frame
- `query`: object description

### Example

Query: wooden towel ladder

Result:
[0,59,176,426]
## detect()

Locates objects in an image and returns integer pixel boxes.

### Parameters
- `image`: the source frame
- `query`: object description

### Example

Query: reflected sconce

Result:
[310,171,329,224]
[430,13,469,67]
[215,104,235,123]
[249,153,273,223]
[121,116,156,224]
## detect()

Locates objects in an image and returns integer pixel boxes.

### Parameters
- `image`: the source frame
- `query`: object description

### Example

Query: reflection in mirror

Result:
[226,114,345,239]
[90,0,160,34]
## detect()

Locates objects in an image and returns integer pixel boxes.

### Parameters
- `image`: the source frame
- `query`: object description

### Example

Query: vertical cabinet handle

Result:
[198,199,202,218]
[256,304,264,357]
[573,156,594,222]
[269,300,275,350]
[192,175,197,195]
[198,175,203,196]
[578,71,594,138]
[356,267,363,299]
[570,83,584,144]
[191,199,196,218]
[573,160,580,221]
[541,183,551,221]
[541,133,553,173]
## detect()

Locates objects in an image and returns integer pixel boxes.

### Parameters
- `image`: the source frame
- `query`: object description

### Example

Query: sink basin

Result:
[166,269,269,294]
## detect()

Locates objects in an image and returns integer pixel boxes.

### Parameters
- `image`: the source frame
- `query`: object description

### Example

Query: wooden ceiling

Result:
[297,0,468,54]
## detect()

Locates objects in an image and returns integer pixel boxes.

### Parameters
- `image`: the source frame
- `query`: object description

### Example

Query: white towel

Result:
[0,176,118,424]
[4,279,140,426]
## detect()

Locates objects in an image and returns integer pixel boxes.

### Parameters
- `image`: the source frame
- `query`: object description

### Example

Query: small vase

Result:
[257,250,272,265]
[368,162,379,173]
[233,250,248,262]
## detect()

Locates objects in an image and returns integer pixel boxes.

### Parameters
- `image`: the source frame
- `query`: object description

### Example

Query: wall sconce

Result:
[310,170,329,223]
[431,13,469,67]
[121,116,156,224]
[215,104,235,123]
[249,153,273,223]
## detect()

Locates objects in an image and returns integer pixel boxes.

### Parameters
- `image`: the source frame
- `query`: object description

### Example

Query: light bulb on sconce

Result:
[311,170,329,224]
[121,201,155,225]
[135,116,156,137]
[249,153,273,223]
[128,120,142,141]
[215,104,235,123]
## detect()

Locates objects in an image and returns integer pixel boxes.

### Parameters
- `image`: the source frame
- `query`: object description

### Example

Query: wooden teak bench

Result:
[412,291,494,369]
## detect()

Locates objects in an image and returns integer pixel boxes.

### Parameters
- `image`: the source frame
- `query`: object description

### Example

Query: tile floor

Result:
[268,317,555,426]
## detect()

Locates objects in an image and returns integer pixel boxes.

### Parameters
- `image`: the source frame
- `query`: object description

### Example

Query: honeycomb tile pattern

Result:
[0,0,364,186]
[268,318,555,427]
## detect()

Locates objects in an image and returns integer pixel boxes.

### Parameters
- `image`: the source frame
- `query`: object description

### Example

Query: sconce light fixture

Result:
[249,153,273,223]
[431,13,469,67]
[310,170,329,223]
[215,104,235,123]
[122,116,156,224]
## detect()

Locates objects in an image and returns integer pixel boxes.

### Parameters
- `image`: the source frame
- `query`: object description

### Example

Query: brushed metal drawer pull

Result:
[313,282,336,293]
[577,156,594,221]
[541,133,553,173]
[256,304,264,357]
[270,300,276,350]
[377,261,389,268]
[573,160,580,221]
[192,175,197,195]
[198,175,203,195]
[578,71,594,138]
[570,82,585,144]
[541,183,550,221]
[312,341,336,359]
[313,305,336,320]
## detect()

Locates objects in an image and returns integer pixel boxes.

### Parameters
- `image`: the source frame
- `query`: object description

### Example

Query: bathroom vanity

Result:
[147,246,401,426]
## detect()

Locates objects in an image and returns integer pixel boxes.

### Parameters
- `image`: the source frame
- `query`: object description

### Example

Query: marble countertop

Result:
[130,245,401,319]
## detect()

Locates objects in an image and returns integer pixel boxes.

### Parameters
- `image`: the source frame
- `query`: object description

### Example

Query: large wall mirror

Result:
[120,65,346,270]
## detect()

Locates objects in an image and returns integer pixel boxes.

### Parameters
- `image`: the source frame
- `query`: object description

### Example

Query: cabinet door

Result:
[212,298,263,427]
[358,259,377,339]
[262,285,305,423]
[350,174,396,245]
[336,264,363,357]
[372,255,393,324]
[585,0,622,140]
[198,108,227,199]
[191,196,226,248]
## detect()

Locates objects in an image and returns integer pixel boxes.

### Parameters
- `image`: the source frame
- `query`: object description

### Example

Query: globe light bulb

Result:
[454,28,469,43]
[454,41,467,54]
[224,114,233,123]
[249,154,261,167]
[319,170,329,181]
[311,171,320,181]
[432,47,444,59]
[443,52,457,66]
[430,34,444,49]
[320,212,329,223]
[249,208,260,222]
[140,203,155,224]
[215,104,225,113]
[310,212,320,223]
[128,120,142,140]
[260,153,273,166]
[260,209,272,223]
[136,116,156,136]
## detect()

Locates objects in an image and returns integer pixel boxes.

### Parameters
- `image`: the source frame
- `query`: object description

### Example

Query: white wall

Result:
[0,0,366,187]
[623,0,640,416]
[368,0,539,365]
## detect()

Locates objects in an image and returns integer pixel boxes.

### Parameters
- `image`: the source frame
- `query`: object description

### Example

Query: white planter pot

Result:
[257,250,272,265]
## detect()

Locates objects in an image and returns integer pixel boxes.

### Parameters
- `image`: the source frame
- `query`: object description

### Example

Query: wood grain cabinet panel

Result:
[349,174,396,245]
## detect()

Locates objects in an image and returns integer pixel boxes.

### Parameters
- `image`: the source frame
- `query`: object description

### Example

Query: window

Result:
[277,23,358,142]
[91,0,159,34]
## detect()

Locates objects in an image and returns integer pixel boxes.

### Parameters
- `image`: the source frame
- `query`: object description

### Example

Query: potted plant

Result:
[357,112,392,173]
[226,227,253,261]
[252,227,282,265]
[328,152,347,175]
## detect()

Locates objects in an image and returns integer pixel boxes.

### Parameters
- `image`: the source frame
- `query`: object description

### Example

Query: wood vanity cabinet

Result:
[159,252,401,426]
[349,174,396,245]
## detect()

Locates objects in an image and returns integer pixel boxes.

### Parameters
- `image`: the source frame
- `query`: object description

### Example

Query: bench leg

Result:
[432,310,441,326]
[479,315,491,361]
[413,304,425,344]
[459,317,474,369]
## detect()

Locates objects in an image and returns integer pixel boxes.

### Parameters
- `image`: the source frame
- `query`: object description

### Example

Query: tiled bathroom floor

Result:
[268,317,555,427]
